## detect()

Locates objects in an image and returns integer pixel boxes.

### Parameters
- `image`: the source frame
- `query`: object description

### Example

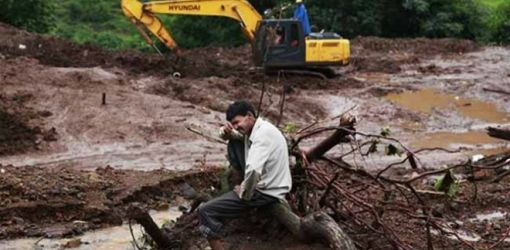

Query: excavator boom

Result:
[121,0,262,53]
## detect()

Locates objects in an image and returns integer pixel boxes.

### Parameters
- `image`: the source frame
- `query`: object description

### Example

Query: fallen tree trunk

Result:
[305,113,356,162]
[270,201,356,250]
[127,204,175,249]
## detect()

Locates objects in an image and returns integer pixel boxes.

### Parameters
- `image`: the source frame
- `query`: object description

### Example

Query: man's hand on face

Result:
[219,122,234,140]
[222,122,234,135]
[233,185,242,198]
[220,122,243,140]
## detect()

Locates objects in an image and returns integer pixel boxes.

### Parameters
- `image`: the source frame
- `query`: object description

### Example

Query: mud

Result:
[0,164,220,240]
[0,21,509,249]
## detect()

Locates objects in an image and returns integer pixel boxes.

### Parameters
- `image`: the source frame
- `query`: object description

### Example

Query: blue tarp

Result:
[293,3,311,35]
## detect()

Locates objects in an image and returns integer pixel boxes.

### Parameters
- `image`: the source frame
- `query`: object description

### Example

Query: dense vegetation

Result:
[0,0,56,33]
[1,0,509,50]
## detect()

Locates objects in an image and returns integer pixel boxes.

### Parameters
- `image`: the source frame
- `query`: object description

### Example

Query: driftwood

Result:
[127,204,175,249]
[483,87,510,96]
[487,126,510,141]
[305,114,355,162]
[128,114,357,249]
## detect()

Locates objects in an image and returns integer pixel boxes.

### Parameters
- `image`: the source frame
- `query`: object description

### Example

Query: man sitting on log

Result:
[198,100,292,250]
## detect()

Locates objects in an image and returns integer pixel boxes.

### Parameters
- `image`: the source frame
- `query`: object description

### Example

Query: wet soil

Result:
[0,21,509,249]
[0,164,220,240]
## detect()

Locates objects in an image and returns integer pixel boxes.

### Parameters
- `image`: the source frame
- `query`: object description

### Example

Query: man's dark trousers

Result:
[197,140,277,238]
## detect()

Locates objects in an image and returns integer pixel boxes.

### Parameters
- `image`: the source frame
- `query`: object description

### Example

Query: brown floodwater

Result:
[0,207,182,249]
[386,89,510,123]
[412,131,506,149]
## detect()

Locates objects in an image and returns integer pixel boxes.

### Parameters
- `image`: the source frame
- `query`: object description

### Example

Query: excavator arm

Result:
[121,0,262,54]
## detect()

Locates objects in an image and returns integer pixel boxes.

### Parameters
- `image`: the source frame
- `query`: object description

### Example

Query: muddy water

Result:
[412,131,506,149]
[430,211,510,243]
[0,207,182,250]
[470,211,508,222]
[386,89,510,123]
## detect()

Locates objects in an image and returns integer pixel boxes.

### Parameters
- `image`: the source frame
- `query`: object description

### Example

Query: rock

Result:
[44,224,74,238]
[64,238,82,248]
[449,201,461,211]
[431,205,444,218]
[179,182,197,199]
[43,127,58,141]
[38,110,53,117]
[12,216,24,224]
[156,202,170,210]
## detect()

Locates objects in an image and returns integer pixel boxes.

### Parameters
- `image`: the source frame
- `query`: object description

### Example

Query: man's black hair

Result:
[226,100,256,121]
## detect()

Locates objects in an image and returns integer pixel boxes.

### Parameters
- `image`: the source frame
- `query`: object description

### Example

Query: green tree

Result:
[402,0,487,39]
[307,0,383,37]
[304,0,487,40]
[492,2,510,44]
[0,0,56,33]
[163,16,245,48]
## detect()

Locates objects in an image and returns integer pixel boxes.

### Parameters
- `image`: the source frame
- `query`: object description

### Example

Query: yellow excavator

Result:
[121,0,349,74]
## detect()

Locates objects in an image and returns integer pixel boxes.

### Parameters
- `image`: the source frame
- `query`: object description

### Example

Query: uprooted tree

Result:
[128,116,510,249]
[128,113,358,249]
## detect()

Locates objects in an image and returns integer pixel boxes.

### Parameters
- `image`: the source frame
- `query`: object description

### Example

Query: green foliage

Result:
[50,0,152,51]
[166,16,245,48]
[2,0,508,51]
[402,0,487,39]
[304,0,488,40]
[308,0,384,37]
[434,170,460,197]
[380,126,391,137]
[490,2,510,44]
[385,144,402,156]
[283,122,299,134]
[0,0,56,33]
[477,0,506,9]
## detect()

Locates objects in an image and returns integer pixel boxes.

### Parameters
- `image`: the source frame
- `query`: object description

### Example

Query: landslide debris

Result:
[0,164,220,239]
[0,93,56,156]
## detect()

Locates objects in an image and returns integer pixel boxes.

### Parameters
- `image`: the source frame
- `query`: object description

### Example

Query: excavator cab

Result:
[253,19,350,70]
[253,19,305,67]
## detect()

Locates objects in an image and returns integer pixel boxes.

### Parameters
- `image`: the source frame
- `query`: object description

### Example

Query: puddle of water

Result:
[0,206,182,250]
[469,147,510,157]
[412,131,506,149]
[431,228,481,242]
[431,211,510,243]
[386,89,510,123]
[398,121,425,131]
[470,211,508,222]
[353,73,391,84]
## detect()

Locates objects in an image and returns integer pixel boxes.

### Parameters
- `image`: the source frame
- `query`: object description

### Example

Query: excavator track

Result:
[264,66,337,79]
